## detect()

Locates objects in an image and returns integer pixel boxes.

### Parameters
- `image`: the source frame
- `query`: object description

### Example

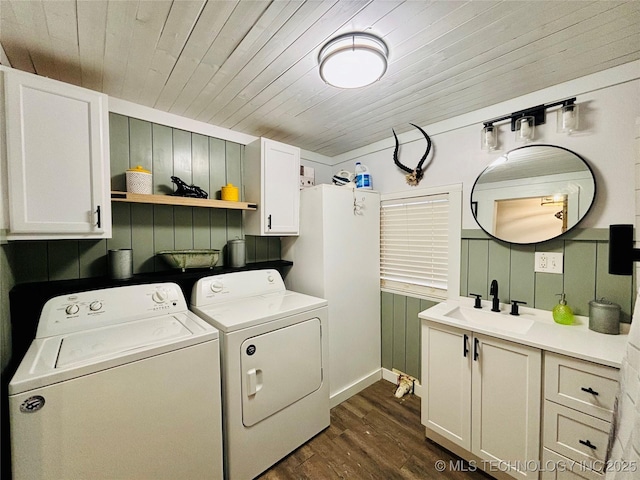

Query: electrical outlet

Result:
[535,252,563,274]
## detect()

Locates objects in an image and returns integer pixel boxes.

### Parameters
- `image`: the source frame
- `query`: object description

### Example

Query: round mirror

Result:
[471,144,596,244]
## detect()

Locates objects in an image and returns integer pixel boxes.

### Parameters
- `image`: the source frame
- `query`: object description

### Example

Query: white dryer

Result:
[9,283,224,480]
[191,269,329,480]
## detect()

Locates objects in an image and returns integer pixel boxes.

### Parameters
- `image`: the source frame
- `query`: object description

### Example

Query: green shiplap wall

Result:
[380,292,438,380]
[460,229,635,323]
[10,113,280,284]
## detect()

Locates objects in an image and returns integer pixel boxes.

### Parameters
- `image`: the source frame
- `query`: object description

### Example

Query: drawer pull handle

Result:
[463,334,469,357]
[581,386,599,396]
[579,439,597,450]
[473,337,479,361]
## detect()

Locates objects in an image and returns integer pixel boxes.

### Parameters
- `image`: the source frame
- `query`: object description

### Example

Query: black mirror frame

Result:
[470,144,597,245]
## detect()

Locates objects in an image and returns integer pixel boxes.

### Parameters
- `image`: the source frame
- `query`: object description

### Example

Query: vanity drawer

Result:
[544,352,619,421]
[543,401,610,471]
[541,448,603,480]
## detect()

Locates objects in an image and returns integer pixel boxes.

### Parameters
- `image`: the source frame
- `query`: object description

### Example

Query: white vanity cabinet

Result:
[541,352,619,480]
[422,321,542,480]
[1,66,111,239]
[244,137,300,236]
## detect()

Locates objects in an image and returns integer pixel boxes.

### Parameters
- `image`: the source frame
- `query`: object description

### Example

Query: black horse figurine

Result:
[170,176,209,199]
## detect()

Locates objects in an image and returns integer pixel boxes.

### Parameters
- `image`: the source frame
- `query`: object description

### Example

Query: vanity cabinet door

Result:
[2,67,111,239]
[422,322,472,450]
[471,334,542,480]
[244,137,300,236]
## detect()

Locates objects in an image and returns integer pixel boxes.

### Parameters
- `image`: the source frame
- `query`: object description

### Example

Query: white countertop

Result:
[419,297,630,368]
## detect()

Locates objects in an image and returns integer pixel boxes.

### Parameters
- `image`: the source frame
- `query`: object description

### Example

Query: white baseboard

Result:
[330,369,382,408]
[381,367,424,398]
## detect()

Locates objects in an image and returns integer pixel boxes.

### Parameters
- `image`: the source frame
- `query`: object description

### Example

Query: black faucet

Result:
[490,280,500,312]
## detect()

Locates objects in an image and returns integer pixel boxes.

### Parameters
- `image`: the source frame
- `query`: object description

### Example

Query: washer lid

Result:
[9,312,218,395]
[56,315,191,368]
[192,291,327,333]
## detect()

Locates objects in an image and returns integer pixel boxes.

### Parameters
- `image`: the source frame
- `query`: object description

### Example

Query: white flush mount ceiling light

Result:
[318,32,388,89]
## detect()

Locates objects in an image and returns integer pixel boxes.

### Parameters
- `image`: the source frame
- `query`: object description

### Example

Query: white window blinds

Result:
[380,193,450,299]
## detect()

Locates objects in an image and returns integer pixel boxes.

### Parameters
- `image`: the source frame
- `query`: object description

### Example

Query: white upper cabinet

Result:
[1,67,111,239]
[244,137,300,236]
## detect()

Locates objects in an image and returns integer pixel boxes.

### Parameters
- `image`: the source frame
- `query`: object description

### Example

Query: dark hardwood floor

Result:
[258,380,492,480]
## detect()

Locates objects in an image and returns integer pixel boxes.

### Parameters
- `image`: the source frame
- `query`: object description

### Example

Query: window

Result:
[380,184,462,300]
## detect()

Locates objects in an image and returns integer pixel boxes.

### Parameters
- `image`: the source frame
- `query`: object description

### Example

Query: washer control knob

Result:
[89,301,102,312]
[152,289,168,303]
[210,281,224,293]
[267,274,274,283]
[65,304,80,315]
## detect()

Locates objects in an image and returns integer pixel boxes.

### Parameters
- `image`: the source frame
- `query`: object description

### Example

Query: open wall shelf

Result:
[111,191,257,211]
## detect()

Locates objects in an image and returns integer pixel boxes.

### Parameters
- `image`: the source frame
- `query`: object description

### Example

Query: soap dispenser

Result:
[552,293,575,325]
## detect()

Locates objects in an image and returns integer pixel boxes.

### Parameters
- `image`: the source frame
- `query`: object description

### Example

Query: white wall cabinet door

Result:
[244,137,299,236]
[2,67,111,239]
[472,333,542,480]
[422,321,542,480]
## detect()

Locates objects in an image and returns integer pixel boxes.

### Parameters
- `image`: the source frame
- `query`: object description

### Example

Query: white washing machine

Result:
[190,269,329,480]
[8,283,224,480]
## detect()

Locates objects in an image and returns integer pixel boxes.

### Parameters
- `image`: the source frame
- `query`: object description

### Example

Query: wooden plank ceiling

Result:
[1,0,639,158]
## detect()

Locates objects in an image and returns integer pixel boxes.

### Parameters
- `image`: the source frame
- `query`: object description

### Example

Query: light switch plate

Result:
[535,252,563,274]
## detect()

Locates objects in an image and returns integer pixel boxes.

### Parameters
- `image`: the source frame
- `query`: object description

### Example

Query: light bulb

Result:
[515,116,534,143]
[558,104,579,134]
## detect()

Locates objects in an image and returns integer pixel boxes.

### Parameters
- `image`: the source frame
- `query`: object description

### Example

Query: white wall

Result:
[331,78,640,230]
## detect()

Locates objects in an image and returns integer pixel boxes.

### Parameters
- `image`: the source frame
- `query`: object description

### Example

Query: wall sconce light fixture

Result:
[318,32,388,89]
[480,97,578,151]
[608,224,640,275]
[481,123,498,151]
[515,115,535,143]
[558,98,579,134]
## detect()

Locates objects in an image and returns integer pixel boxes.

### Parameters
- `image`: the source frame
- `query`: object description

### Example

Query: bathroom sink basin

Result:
[444,306,535,334]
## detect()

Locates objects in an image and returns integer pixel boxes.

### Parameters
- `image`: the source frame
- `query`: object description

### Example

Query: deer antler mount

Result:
[393,123,432,186]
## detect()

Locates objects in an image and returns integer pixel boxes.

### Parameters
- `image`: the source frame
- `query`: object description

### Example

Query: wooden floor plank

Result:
[258,380,492,479]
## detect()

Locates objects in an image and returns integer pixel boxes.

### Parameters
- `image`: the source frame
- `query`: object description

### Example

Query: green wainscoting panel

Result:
[47,241,80,281]
[380,292,438,380]
[509,245,535,306]
[131,204,154,273]
[151,123,173,194]
[174,207,194,250]
[109,113,129,191]
[78,240,108,278]
[130,118,153,173]
[108,203,132,251]
[461,229,634,322]
[595,242,634,323]
[209,138,227,200]
[10,114,281,284]
[14,242,48,284]
[172,129,192,181]
[534,240,564,311]
[460,239,469,296]
[392,296,407,373]
[564,241,597,316]
[380,292,394,370]
[405,297,422,380]
[488,240,511,303]
[268,237,281,261]
[467,240,489,299]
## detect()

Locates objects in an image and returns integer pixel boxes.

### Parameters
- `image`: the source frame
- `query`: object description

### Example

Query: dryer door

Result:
[241,317,322,427]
